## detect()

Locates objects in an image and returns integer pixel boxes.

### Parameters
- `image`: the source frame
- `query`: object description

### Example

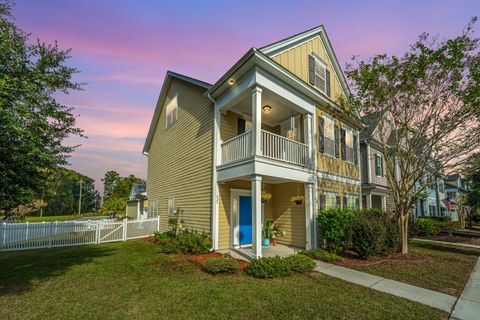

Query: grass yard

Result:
[340,240,480,296]
[0,240,446,320]
[24,212,104,222]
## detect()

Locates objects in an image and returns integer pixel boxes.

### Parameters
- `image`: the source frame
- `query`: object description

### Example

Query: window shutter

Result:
[326,69,331,97]
[320,194,326,211]
[342,196,347,209]
[353,134,358,164]
[309,55,316,85]
[336,196,341,209]
[380,156,384,177]
[334,124,340,158]
[237,118,246,135]
[341,128,347,160]
[319,116,325,153]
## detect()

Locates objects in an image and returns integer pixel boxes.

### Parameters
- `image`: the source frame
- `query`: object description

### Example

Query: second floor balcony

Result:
[221,129,309,167]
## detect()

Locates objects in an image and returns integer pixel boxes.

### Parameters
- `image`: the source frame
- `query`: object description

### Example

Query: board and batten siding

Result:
[271,36,346,104]
[147,78,213,233]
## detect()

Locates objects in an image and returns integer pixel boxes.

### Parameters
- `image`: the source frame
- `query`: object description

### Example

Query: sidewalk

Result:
[314,260,456,313]
[450,256,480,320]
[412,238,480,249]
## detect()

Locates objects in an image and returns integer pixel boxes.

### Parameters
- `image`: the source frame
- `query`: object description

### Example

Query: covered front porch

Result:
[217,176,316,259]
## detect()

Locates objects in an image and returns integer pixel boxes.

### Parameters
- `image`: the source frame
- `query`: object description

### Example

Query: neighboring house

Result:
[359,112,395,212]
[444,174,468,221]
[143,26,362,258]
[414,173,448,219]
[126,183,148,220]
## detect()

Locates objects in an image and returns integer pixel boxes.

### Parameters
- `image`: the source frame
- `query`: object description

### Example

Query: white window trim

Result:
[167,196,175,216]
[343,125,355,164]
[165,93,178,129]
[312,54,327,94]
[322,114,336,158]
[324,191,338,210]
[375,153,384,177]
[345,193,358,210]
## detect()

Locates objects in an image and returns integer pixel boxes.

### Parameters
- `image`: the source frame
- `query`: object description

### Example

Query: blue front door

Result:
[239,195,252,246]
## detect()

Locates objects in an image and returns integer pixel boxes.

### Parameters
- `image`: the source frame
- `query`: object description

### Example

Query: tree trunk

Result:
[398,212,409,255]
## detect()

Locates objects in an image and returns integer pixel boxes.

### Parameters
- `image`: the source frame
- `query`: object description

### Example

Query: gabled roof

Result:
[260,25,351,97]
[143,71,211,154]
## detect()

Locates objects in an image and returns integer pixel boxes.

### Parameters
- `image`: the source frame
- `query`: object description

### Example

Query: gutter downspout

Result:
[207,93,219,252]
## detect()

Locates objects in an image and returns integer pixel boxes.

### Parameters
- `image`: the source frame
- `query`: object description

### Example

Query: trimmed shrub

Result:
[417,218,440,236]
[285,254,316,273]
[384,218,400,253]
[245,256,292,278]
[154,229,211,254]
[299,249,342,262]
[441,221,461,236]
[203,257,240,274]
[317,209,354,253]
[351,210,387,259]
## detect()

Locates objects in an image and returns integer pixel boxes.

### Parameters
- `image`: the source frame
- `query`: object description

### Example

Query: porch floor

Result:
[224,244,302,261]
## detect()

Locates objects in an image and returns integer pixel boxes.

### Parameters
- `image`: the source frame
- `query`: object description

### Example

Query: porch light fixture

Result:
[262,105,272,113]
[228,78,235,85]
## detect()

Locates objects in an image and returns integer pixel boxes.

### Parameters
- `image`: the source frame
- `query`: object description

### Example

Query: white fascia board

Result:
[216,70,256,111]
[317,171,361,186]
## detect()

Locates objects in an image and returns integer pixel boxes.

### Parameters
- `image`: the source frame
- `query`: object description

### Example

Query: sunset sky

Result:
[12,0,479,193]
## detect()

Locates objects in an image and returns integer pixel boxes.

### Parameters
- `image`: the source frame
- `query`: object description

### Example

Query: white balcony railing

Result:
[221,130,252,164]
[220,130,309,167]
[261,130,308,166]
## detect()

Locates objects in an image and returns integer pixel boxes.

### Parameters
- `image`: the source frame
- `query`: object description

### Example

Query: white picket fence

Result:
[0,217,160,252]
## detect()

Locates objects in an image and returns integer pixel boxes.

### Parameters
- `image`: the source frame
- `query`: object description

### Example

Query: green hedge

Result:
[203,257,240,274]
[299,249,341,262]
[416,218,440,236]
[245,256,292,278]
[285,254,316,273]
[153,229,211,254]
[317,209,355,253]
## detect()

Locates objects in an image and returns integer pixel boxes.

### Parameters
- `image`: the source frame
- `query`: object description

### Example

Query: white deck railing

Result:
[261,130,308,166]
[221,130,252,164]
[0,217,160,252]
[220,129,309,167]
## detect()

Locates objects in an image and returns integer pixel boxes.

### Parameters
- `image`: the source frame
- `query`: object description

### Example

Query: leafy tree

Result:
[101,170,121,199]
[464,153,480,225]
[0,0,83,218]
[99,172,145,216]
[346,18,480,254]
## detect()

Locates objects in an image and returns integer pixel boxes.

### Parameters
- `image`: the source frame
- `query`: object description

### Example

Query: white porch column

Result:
[251,86,262,157]
[382,196,387,212]
[366,194,372,209]
[304,183,314,250]
[304,113,313,168]
[251,175,262,258]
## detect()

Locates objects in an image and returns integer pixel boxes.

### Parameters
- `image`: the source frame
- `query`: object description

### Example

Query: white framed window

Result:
[313,57,327,93]
[323,116,335,156]
[345,194,357,210]
[375,154,383,177]
[167,196,175,216]
[148,199,160,218]
[344,126,354,163]
[165,93,178,128]
[325,191,338,210]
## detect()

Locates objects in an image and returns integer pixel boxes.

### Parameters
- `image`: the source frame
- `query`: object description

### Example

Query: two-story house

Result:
[143,26,362,258]
[444,174,468,221]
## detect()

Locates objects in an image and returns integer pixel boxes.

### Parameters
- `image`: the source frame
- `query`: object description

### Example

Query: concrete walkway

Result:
[314,260,456,313]
[450,256,480,320]
[413,238,480,249]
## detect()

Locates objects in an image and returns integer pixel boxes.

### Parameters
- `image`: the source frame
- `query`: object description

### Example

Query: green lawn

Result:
[345,240,480,296]
[0,240,446,320]
[24,212,104,222]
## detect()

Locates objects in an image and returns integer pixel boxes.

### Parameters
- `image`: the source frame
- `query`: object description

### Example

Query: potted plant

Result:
[261,192,272,204]
[291,195,305,205]
[262,219,279,247]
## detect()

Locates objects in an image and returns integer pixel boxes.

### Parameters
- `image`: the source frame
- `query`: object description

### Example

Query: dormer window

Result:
[309,54,331,97]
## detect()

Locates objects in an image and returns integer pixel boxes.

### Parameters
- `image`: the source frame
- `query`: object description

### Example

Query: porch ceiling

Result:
[230,88,305,127]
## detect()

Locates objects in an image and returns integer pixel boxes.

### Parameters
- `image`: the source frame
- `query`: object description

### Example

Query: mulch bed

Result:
[185,252,250,271]
[333,251,427,267]
[418,235,480,245]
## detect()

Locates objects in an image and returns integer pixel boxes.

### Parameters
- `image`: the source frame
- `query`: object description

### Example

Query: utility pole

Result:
[78,179,83,216]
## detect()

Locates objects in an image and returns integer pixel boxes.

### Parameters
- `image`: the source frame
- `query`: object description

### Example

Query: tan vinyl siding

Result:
[126,202,138,219]
[220,110,281,143]
[147,78,213,233]
[271,183,306,247]
[272,37,346,103]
